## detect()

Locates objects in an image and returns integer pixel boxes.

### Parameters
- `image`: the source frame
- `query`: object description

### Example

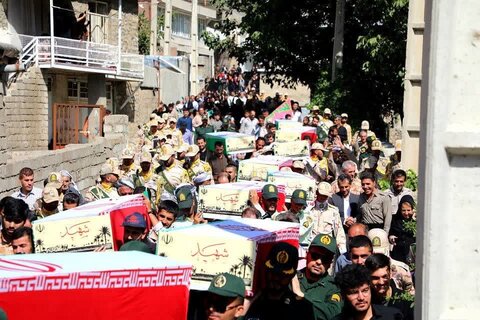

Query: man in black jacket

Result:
[329,174,360,230]
[334,264,403,319]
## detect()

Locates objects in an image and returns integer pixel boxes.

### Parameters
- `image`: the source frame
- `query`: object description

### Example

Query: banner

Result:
[265,100,293,123]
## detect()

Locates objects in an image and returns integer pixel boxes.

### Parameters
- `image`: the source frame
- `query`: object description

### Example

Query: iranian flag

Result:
[265,100,293,123]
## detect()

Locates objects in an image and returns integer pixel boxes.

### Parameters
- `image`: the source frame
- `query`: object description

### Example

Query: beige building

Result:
[139,0,217,94]
[401,0,425,172]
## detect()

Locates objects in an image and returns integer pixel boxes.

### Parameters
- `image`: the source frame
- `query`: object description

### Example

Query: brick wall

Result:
[0,134,127,199]
[4,67,49,151]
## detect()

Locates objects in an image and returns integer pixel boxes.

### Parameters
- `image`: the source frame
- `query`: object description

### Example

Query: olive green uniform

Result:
[297,269,343,320]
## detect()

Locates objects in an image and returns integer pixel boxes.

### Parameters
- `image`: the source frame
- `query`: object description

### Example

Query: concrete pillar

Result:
[190,0,199,95]
[401,0,425,172]
[150,0,157,55]
[88,74,106,106]
[417,0,480,318]
[52,74,69,103]
[163,0,172,55]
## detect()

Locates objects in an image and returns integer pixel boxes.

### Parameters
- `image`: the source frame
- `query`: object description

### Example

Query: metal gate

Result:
[53,103,105,150]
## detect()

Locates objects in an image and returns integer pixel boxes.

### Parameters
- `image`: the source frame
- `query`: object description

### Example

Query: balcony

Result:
[19,35,144,81]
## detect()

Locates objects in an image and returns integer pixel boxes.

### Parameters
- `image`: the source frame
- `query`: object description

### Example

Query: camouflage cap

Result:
[265,242,298,275]
[175,185,194,210]
[371,140,382,151]
[159,144,175,161]
[309,233,337,254]
[291,189,307,206]
[43,184,60,203]
[262,184,278,200]
[208,273,245,298]
[317,182,332,196]
[185,144,200,157]
[47,172,62,189]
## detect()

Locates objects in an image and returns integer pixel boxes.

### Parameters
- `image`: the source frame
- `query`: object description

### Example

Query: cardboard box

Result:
[275,119,303,130]
[32,195,148,251]
[157,219,299,294]
[0,252,192,319]
[237,155,293,181]
[274,140,310,157]
[206,132,255,154]
[267,171,317,202]
[275,126,317,143]
[199,181,286,219]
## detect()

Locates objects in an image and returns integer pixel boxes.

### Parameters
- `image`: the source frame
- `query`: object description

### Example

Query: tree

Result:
[138,12,150,55]
[204,0,409,136]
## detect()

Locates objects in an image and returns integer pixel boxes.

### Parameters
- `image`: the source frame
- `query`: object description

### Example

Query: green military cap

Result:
[119,240,152,254]
[175,185,194,210]
[262,184,278,200]
[265,242,298,275]
[309,233,337,254]
[291,189,307,206]
[208,273,245,298]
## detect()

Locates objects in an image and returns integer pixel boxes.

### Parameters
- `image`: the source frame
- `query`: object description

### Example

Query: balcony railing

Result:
[18,35,144,80]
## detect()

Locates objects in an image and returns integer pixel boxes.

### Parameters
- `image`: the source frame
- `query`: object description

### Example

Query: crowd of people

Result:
[1,84,416,319]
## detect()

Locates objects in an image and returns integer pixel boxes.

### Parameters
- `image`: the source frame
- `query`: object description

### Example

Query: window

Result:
[172,12,191,39]
[88,1,109,43]
[68,79,88,101]
[198,18,207,39]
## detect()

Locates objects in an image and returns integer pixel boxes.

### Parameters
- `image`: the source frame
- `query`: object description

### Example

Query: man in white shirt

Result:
[239,110,259,136]
[10,167,43,211]
[383,169,414,215]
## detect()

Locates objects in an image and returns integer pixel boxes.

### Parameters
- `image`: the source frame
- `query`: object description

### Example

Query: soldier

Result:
[185,144,213,180]
[309,105,320,118]
[341,113,352,144]
[321,108,334,128]
[249,184,280,219]
[307,143,330,181]
[155,144,190,204]
[132,152,158,190]
[273,189,307,222]
[119,148,138,179]
[85,162,120,202]
[293,234,343,320]
[204,273,246,320]
[352,129,370,164]
[144,120,159,145]
[244,242,315,320]
[307,182,347,253]
[195,114,214,141]
[34,184,60,218]
[385,140,403,179]
[358,171,392,233]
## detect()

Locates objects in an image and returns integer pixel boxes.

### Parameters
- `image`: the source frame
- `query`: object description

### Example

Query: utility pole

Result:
[331,0,345,81]
[150,0,158,55]
[190,0,199,95]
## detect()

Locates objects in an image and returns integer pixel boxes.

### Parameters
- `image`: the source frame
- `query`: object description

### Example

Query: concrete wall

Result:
[4,67,49,151]
[417,1,480,318]
[401,0,425,172]
[160,57,189,104]
[0,135,126,199]
[0,115,128,198]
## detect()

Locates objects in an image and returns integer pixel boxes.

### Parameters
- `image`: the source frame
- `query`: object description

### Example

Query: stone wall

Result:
[4,67,49,151]
[0,93,7,174]
[0,134,126,199]
[71,0,138,54]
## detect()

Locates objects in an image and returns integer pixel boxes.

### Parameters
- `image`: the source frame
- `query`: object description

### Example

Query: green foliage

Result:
[388,290,415,309]
[402,219,417,237]
[138,12,150,55]
[378,178,391,191]
[405,169,418,191]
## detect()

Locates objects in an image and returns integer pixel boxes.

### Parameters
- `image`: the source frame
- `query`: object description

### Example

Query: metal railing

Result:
[18,34,144,80]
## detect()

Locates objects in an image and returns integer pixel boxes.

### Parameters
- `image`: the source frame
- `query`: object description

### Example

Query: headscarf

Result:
[396,194,416,216]
[60,170,79,191]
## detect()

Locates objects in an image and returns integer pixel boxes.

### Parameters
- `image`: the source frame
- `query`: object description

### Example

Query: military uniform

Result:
[244,242,315,320]
[155,163,190,204]
[119,163,138,179]
[85,183,120,202]
[187,158,213,180]
[297,269,343,319]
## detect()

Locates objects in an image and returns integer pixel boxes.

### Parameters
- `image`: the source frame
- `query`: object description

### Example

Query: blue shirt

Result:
[177,116,192,131]
[182,129,194,145]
